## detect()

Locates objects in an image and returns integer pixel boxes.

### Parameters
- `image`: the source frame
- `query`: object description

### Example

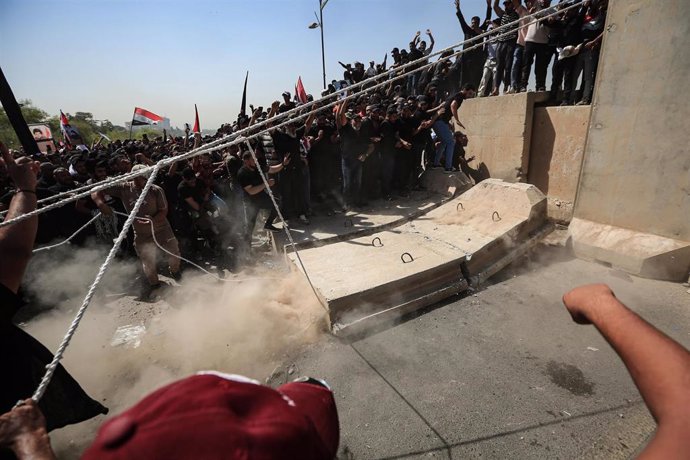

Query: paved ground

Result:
[282,244,690,459]
[29,196,690,459]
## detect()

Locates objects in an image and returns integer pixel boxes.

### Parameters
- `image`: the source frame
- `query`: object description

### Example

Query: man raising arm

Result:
[562,284,690,458]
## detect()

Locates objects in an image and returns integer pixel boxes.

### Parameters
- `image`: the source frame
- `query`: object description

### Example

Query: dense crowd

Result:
[0,0,608,302]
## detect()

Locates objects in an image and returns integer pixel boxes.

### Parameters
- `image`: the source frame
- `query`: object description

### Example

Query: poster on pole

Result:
[28,123,57,154]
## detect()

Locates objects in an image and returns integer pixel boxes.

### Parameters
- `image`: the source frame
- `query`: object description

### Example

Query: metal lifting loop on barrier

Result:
[492,211,501,222]
[344,218,353,228]
[400,252,414,264]
[372,237,383,247]
[456,202,464,212]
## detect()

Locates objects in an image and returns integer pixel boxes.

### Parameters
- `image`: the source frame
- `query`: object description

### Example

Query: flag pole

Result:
[319,0,327,89]
[0,66,39,154]
[129,108,135,140]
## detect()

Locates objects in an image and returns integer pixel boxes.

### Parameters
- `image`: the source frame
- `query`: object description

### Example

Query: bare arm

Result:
[493,0,504,17]
[455,0,473,36]
[0,143,40,294]
[563,284,690,458]
[336,99,349,128]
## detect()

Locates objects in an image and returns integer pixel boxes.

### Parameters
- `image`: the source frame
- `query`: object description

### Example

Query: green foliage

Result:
[0,100,163,149]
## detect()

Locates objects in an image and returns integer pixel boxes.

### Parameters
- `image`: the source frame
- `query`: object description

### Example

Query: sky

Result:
[1,0,492,130]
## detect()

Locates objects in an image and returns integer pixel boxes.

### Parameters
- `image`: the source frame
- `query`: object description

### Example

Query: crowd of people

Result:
[0,0,608,302]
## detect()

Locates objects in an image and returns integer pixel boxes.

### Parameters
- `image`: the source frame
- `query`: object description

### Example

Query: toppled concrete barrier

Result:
[288,179,549,335]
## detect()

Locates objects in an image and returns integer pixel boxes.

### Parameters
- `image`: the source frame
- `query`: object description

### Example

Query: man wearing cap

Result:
[337,98,372,209]
[92,164,181,301]
[1,372,340,460]
[278,92,295,114]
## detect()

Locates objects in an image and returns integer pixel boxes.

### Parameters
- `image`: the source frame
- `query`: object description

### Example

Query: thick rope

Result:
[0,0,585,230]
[29,165,162,403]
[243,140,326,311]
[31,212,102,254]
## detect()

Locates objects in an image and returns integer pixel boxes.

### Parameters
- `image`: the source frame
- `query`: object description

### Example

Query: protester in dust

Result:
[91,164,182,301]
[0,141,107,449]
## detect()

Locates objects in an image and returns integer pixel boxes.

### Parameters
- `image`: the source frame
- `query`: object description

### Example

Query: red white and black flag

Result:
[59,110,86,148]
[132,107,163,126]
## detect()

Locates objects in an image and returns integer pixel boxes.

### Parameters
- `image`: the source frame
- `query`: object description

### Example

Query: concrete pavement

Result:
[284,245,690,459]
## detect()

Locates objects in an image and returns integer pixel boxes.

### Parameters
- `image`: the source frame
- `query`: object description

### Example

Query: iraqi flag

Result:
[192,104,200,133]
[295,76,308,104]
[59,110,85,148]
[132,107,163,126]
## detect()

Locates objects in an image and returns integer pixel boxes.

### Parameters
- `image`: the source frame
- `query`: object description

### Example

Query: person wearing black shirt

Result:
[432,85,476,171]
[379,106,407,200]
[455,0,493,90]
[307,114,339,202]
[337,98,373,209]
[493,0,520,95]
[237,150,289,248]
[271,112,315,224]
[571,0,607,105]
[278,91,296,114]
[549,5,585,104]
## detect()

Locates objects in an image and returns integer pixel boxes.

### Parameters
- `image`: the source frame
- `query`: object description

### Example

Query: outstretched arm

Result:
[455,0,473,36]
[563,284,690,458]
[0,142,40,294]
[493,0,504,17]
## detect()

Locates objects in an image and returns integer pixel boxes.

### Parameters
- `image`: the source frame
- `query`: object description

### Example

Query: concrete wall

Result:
[570,0,690,280]
[457,92,548,183]
[528,106,591,223]
[573,0,690,241]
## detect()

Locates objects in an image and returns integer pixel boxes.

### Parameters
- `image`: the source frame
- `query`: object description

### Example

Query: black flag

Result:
[240,71,249,117]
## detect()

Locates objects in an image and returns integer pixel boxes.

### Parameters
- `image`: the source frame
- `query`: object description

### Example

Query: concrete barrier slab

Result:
[288,179,549,335]
[569,218,690,281]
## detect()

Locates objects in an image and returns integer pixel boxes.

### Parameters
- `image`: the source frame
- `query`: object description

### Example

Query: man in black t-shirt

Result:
[432,84,476,171]
[337,98,373,209]
[237,151,290,259]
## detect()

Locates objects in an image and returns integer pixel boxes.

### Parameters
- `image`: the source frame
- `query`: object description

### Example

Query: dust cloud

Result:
[19,244,327,456]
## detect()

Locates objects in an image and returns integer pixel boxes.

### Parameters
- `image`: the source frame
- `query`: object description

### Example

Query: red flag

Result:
[296,77,308,104]
[192,104,200,133]
[132,107,163,126]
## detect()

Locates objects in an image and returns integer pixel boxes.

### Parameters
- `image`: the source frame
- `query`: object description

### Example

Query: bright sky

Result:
[1,0,491,129]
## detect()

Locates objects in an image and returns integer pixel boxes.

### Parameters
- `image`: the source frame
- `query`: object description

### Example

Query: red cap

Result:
[82,373,339,459]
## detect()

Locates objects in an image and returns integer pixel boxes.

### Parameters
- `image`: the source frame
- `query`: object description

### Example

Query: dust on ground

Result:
[19,243,327,457]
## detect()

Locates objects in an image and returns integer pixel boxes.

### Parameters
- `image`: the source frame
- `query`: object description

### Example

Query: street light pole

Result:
[319,0,326,89]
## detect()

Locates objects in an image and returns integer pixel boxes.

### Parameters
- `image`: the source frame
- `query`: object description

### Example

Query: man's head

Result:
[93,161,108,181]
[471,16,481,29]
[241,151,256,168]
[53,167,73,185]
[503,0,514,11]
[419,40,427,51]
[347,112,362,130]
[131,164,149,189]
[417,95,430,110]
[282,91,291,103]
[385,106,399,122]
[461,83,477,99]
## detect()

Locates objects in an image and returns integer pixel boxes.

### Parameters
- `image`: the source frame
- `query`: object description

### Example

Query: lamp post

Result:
[308,0,328,90]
